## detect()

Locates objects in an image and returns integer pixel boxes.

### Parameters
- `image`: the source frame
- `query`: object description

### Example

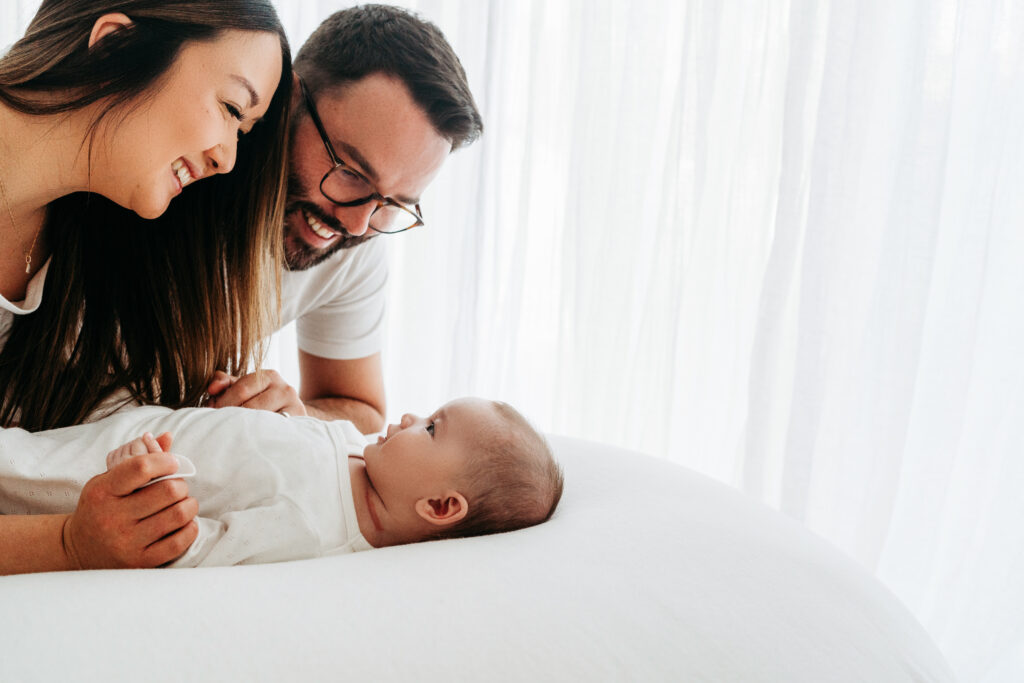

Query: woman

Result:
[0,0,292,573]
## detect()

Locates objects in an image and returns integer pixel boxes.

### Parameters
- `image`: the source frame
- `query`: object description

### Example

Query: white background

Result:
[4,2,1023,680]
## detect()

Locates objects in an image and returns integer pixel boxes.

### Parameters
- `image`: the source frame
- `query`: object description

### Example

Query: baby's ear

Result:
[415,491,469,526]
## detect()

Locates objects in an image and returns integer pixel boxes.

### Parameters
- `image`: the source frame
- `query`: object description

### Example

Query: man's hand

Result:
[62,452,199,569]
[205,370,307,416]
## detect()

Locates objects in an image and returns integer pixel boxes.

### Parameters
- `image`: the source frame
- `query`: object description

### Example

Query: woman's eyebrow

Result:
[230,74,259,108]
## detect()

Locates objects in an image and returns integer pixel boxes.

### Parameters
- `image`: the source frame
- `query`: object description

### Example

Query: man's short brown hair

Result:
[294,4,483,150]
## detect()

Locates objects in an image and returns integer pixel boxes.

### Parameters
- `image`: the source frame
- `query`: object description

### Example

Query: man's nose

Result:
[331,201,377,237]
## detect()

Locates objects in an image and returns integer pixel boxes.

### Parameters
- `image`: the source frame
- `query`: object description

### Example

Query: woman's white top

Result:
[0,259,50,351]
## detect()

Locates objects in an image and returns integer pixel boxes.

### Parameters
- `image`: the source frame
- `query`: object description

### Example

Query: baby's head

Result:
[352,397,564,547]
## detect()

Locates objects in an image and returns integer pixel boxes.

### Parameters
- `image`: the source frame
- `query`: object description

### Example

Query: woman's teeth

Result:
[172,159,196,188]
[305,210,338,240]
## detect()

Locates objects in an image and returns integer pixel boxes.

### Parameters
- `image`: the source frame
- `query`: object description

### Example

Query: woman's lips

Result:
[171,158,198,191]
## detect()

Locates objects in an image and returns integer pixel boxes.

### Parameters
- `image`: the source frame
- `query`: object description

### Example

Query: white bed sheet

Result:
[0,435,954,682]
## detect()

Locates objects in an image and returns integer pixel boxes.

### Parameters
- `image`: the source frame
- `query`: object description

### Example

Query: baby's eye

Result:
[426,421,435,437]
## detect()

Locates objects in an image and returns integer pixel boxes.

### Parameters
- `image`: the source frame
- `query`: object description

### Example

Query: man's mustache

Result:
[285,200,344,234]
[284,199,375,251]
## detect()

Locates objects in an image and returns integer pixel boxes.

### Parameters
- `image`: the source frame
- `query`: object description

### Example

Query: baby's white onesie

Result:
[0,405,372,567]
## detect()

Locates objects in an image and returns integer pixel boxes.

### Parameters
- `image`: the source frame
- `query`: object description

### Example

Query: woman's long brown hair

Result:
[0,0,292,430]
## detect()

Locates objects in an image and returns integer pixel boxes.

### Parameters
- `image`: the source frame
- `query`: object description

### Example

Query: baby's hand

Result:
[106,432,174,471]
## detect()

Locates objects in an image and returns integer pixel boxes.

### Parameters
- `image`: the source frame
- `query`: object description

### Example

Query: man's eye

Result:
[339,168,368,186]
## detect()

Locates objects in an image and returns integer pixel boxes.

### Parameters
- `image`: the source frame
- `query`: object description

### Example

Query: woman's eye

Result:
[225,103,244,121]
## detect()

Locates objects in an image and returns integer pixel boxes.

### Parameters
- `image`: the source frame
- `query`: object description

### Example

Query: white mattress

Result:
[0,434,954,682]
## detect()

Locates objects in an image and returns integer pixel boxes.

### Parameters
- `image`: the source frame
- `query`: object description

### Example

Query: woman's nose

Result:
[205,138,237,176]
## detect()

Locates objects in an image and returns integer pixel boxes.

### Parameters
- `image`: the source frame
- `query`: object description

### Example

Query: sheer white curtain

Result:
[274,3,1024,680]
[5,1,1023,679]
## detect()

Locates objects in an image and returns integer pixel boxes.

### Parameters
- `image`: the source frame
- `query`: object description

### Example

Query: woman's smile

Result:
[171,158,200,192]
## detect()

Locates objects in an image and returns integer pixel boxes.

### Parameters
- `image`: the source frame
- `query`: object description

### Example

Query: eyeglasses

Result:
[298,76,424,234]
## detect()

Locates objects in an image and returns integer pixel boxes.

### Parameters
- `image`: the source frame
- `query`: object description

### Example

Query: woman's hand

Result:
[205,369,307,416]
[62,442,198,569]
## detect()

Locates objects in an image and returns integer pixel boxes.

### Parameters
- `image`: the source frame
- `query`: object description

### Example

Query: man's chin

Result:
[283,230,373,271]
[284,246,333,271]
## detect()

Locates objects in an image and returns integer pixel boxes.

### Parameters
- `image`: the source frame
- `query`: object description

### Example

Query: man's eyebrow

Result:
[337,141,420,206]
[231,74,259,108]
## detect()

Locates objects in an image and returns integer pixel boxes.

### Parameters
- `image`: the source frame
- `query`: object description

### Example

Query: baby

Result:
[0,398,564,567]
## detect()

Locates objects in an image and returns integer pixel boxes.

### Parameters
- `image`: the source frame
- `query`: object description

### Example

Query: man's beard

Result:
[283,170,374,271]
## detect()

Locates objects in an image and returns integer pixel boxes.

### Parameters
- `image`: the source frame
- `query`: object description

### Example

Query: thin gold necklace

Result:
[0,171,43,274]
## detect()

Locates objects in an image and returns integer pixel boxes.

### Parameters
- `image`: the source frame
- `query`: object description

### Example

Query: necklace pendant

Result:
[25,254,31,274]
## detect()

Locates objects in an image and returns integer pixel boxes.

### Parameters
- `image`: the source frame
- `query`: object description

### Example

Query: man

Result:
[205,5,483,433]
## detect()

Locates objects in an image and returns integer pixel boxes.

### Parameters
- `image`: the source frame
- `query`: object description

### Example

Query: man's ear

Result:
[415,491,469,527]
[89,13,133,49]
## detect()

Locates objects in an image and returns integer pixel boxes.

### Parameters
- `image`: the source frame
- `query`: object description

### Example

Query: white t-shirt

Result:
[279,238,388,360]
[0,259,50,353]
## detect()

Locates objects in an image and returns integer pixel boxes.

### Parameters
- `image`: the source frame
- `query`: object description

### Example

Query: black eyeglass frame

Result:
[298,76,425,234]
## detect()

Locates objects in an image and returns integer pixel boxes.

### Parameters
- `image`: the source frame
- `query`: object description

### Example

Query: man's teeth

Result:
[305,210,338,240]
[171,159,195,188]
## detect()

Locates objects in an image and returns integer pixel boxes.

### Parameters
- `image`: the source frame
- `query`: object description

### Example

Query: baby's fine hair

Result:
[432,402,564,541]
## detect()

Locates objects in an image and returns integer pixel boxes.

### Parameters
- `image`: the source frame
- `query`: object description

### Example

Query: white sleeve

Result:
[295,239,388,360]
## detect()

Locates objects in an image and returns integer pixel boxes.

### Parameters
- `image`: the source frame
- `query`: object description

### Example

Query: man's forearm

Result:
[303,397,386,433]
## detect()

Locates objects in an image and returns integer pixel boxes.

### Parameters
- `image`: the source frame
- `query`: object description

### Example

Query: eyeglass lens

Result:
[322,166,420,233]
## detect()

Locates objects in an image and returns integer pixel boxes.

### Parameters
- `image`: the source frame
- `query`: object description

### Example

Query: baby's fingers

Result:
[106,442,135,470]
[142,432,163,453]
[130,433,154,456]
[155,432,173,452]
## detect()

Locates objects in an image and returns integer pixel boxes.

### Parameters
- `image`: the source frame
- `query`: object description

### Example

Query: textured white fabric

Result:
[0,406,371,566]
[0,435,953,682]
[278,237,387,360]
